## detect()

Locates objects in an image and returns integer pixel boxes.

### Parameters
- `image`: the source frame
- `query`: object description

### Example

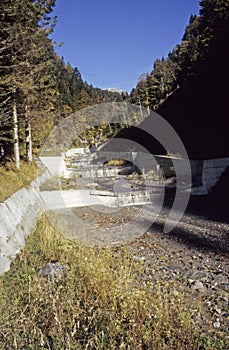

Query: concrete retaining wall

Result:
[192,157,229,195]
[97,152,203,185]
[64,150,229,196]
[0,170,50,275]
[153,156,203,186]
[117,190,163,207]
[75,165,132,179]
[39,156,66,177]
[136,155,228,195]
[90,189,163,207]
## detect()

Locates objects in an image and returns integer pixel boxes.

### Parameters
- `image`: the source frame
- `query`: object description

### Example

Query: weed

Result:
[0,216,227,349]
[0,161,39,202]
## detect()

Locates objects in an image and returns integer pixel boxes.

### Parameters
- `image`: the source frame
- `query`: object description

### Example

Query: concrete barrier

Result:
[39,156,66,177]
[75,165,132,179]
[0,170,50,275]
[191,158,229,195]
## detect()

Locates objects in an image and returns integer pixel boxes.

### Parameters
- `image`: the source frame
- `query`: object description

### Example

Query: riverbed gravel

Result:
[70,190,229,341]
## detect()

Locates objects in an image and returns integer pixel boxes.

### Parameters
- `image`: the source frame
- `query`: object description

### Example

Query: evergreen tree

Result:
[0,0,57,164]
[0,0,128,164]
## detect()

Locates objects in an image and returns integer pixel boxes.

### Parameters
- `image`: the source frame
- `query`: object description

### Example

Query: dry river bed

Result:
[70,198,229,342]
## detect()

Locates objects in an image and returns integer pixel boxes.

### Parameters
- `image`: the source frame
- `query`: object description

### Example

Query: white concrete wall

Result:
[0,171,50,275]
[39,156,66,177]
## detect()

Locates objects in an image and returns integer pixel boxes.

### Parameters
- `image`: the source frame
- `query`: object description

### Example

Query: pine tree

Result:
[0,0,57,164]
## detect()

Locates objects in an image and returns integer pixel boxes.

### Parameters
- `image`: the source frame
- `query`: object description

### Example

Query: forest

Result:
[131,0,228,111]
[0,0,228,168]
[129,0,229,159]
[0,0,127,169]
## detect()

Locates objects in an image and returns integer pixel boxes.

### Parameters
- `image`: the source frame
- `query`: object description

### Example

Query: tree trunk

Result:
[0,144,4,158]
[13,93,20,169]
[139,100,143,120]
[146,90,150,115]
[161,77,165,95]
[25,102,32,162]
[108,122,112,134]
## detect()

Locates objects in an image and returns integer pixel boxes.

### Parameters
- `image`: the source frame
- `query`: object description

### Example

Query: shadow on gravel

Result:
[149,221,229,255]
[146,169,229,254]
[164,166,229,224]
[187,166,229,224]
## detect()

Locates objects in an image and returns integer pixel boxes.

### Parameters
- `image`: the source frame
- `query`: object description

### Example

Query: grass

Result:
[39,175,61,191]
[104,159,131,167]
[39,175,77,191]
[0,161,39,202]
[0,216,227,349]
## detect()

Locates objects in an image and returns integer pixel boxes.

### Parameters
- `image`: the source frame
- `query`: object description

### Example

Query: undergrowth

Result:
[0,216,227,349]
[104,158,131,167]
[0,161,39,202]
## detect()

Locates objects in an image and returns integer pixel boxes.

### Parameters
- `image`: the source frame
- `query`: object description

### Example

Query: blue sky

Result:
[51,0,200,92]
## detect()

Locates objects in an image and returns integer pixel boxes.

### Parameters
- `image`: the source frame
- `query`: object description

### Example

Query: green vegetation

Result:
[2,1,226,165]
[39,175,76,191]
[39,175,61,192]
[0,1,127,168]
[104,158,131,167]
[116,0,229,159]
[0,216,227,349]
[131,1,229,112]
[0,1,228,346]
[0,161,38,202]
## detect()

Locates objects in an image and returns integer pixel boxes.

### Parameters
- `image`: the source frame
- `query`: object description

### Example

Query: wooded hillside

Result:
[0,0,127,168]
[128,0,229,159]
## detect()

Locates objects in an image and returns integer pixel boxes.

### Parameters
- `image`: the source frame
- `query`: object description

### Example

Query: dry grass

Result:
[105,159,131,167]
[0,216,226,349]
[0,161,39,202]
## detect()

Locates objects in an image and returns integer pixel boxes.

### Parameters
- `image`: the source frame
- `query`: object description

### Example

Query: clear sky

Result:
[51,0,200,92]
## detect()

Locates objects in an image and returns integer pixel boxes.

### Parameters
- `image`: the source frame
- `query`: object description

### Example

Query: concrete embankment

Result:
[0,171,50,275]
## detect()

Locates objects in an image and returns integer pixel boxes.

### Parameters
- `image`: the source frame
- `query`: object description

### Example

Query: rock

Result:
[132,256,146,262]
[213,321,221,328]
[172,290,179,296]
[38,262,65,281]
[167,265,182,274]
[187,271,207,283]
[192,281,205,291]
[164,177,176,185]
[212,269,223,275]
[157,256,166,262]
[214,306,222,315]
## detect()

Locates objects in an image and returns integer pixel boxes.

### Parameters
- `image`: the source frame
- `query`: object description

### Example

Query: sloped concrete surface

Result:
[0,170,50,275]
[39,189,117,210]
